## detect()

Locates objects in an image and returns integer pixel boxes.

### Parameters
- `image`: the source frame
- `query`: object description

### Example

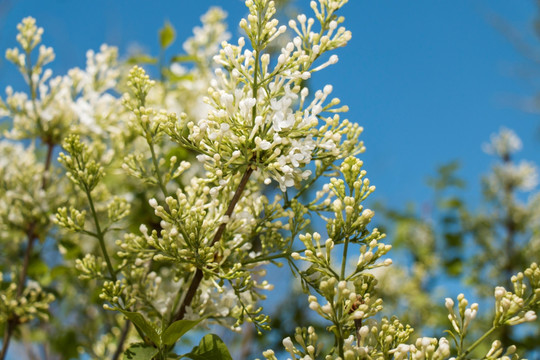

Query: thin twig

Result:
[111,321,131,360]
[0,321,15,360]
[172,166,254,322]
[85,188,117,282]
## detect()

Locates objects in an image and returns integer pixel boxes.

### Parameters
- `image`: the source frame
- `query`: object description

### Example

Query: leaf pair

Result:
[124,334,231,360]
[120,309,205,359]
[122,310,202,347]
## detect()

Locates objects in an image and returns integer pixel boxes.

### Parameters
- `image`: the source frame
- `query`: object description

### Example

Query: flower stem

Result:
[85,187,117,282]
[0,321,15,360]
[148,138,168,198]
[111,321,131,360]
[340,236,350,280]
[457,326,497,360]
[172,166,254,322]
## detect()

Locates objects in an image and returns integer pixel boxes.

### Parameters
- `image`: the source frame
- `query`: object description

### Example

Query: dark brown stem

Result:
[0,321,15,360]
[42,140,54,189]
[354,319,362,347]
[172,167,254,322]
[18,229,37,297]
[111,321,131,360]
[0,142,55,360]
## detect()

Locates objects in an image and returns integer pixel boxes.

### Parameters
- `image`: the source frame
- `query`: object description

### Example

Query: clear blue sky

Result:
[1,0,539,209]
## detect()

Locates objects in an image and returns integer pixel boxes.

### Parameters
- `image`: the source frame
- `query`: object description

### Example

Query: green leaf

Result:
[162,319,202,346]
[127,54,158,65]
[444,232,462,248]
[50,330,80,359]
[167,73,195,83]
[444,257,463,276]
[119,310,161,346]
[170,54,197,63]
[160,21,176,49]
[27,258,49,278]
[50,265,70,279]
[123,343,159,360]
[182,334,232,360]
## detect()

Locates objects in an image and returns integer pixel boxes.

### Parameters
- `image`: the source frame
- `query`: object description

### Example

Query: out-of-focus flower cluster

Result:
[2,17,123,144]
[484,128,538,194]
[0,273,54,324]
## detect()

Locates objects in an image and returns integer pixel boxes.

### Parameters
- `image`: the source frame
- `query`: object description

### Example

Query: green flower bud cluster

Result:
[100,279,135,311]
[125,66,156,108]
[317,157,385,257]
[75,254,107,280]
[107,196,131,223]
[283,154,391,357]
[59,134,105,193]
[0,273,54,324]
[427,264,540,360]
[306,276,383,325]
[298,1,352,54]
[493,263,539,327]
[55,207,87,232]
[144,180,234,267]
[122,66,185,196]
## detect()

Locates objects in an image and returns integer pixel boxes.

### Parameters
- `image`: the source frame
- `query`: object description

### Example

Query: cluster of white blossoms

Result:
[483,128,538,193]
[182,7,230,65]
[389,337,451,360]
[157,7,231,121]
[2,19,123,145]
[167,0,362,192]
[68,44,123,137]
[482,127,523,158]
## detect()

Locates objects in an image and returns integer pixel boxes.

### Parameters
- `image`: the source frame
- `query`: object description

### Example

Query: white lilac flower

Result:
[483,127,522,158]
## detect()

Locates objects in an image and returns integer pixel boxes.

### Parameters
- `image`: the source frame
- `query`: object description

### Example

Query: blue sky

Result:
[1,0,539,208]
